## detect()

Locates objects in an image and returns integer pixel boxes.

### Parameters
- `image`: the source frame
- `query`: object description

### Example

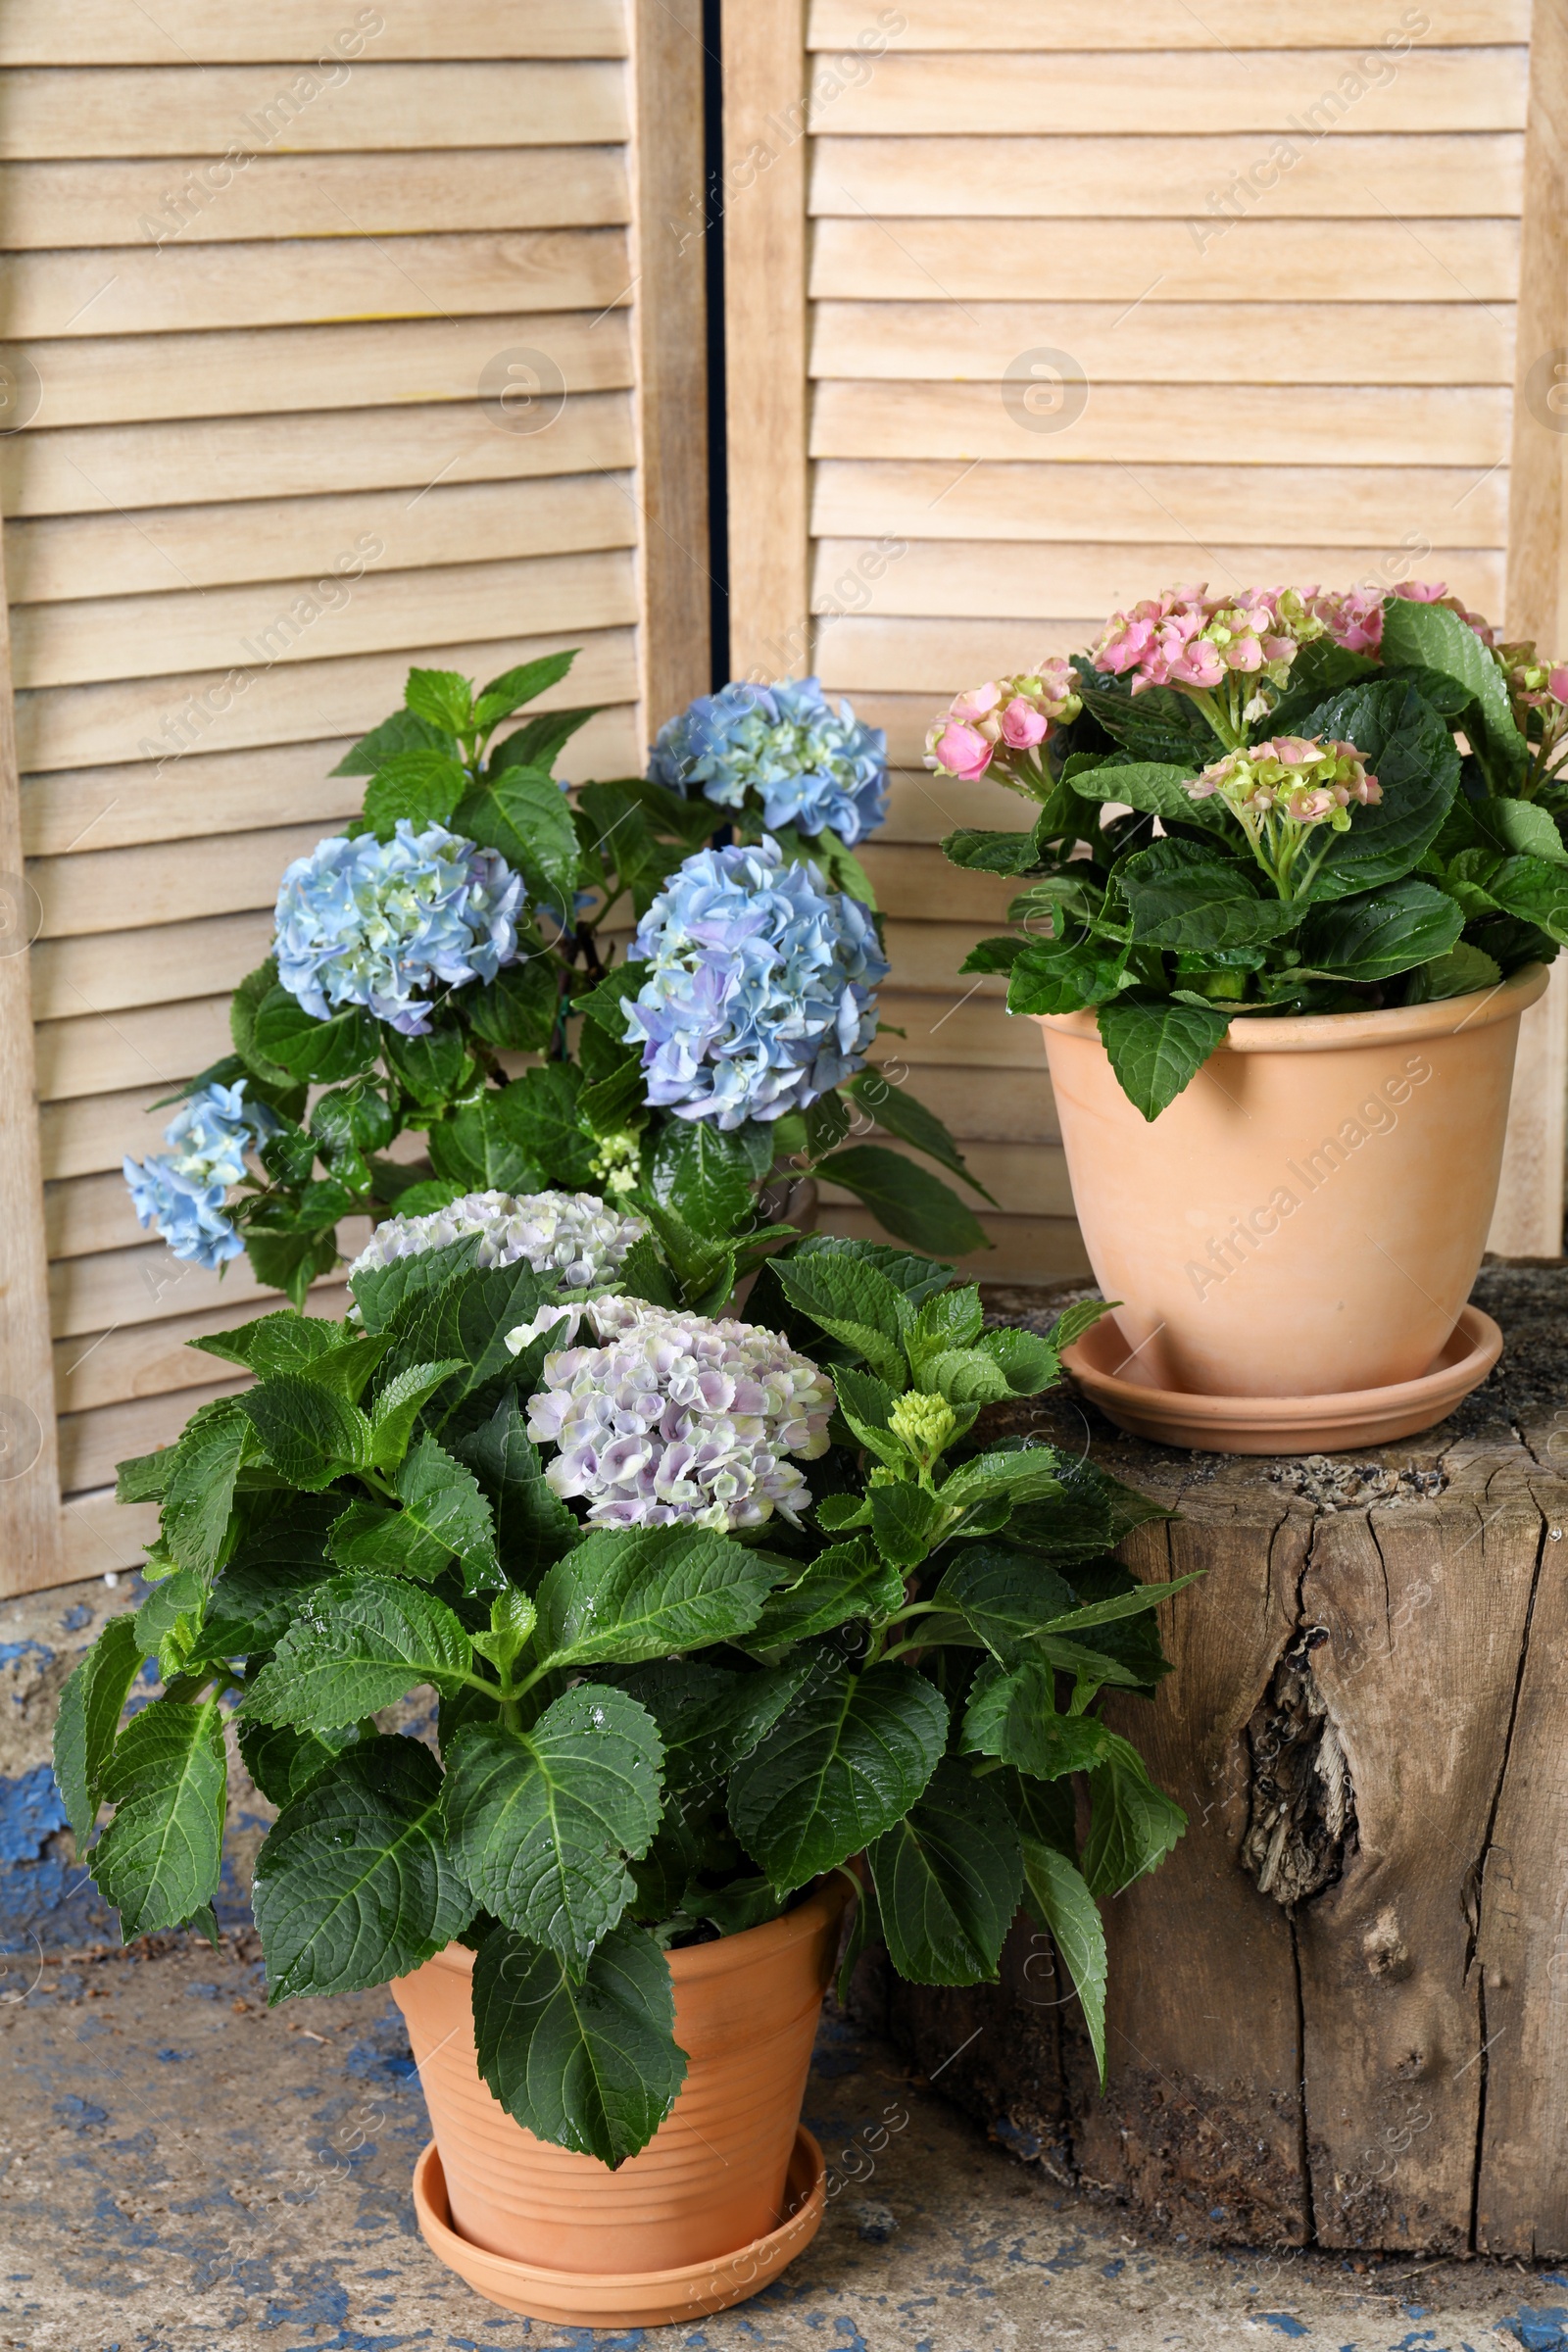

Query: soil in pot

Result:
[1036,962,1547,1404]
[391,1878,846,2300]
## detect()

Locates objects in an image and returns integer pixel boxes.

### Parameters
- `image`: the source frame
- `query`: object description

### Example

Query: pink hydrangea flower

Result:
[925,662,1081,792]
[1188,736,1381,827]
[931,721,995,780]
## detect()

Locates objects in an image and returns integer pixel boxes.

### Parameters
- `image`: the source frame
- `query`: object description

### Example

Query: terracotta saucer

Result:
[1060,1303,1502,1454]
[411,2124,826,2327]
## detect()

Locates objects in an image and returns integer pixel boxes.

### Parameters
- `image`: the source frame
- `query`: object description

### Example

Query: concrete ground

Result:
[3,1928,1565,2352]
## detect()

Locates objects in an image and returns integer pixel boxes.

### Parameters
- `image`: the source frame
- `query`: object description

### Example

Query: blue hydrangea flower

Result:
[273,819,524,1036]
[123,1078,278,1271]
[163,1078,278,1190]
[648,677,887,845]
[624,836,889,1129]
[122,1158,244,1271]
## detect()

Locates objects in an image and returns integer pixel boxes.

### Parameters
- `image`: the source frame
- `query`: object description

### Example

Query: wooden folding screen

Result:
[725,0,1565,1278]
[0,0,708,1593]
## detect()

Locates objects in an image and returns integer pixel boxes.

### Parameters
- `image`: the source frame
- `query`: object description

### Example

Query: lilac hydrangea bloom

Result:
[273,819,524,1037]
[350,1189,646,1288]
[624,836,889,1130]
[526,1295,835,1530]
[648,676,887,845]
[122,1078,277,1270]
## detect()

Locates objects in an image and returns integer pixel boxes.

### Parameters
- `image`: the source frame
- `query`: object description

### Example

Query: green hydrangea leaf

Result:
[727,1664,949,1895]
[866,1755,1022,1985]
[471,1920,686,2168]
[252,1735,474,1998]
[241,1571,474,1730]
[442,1687,662,1974]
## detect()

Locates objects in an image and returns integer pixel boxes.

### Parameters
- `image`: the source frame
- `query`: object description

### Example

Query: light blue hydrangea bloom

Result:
[648,677,887,845]
[624,836,889,1130]
[273,819,524,1036]
[163,1077,278,1190]
[122,1078,277,1270]
[122,1157,243,1271]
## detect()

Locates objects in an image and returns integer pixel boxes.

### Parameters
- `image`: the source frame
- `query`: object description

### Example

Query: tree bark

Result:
[875,1262,1568,2257]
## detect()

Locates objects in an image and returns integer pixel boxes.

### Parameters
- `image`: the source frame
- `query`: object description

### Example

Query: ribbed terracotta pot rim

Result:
[1036,958,1548,1054]
[414,1878,847,1989]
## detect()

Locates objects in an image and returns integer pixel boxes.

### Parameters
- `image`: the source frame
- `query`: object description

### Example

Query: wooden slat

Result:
[816,614,1099,694]
[16,627,638,777]
[857,843,1014,924]
[9,473,636,604]
[723,0,810,681]
[59,1380,246,1495]
[810,380,1511,469]
[813,538,1505,625]
[629,0,710,739]
[50,1168,155,1263]
[40,1084,172,1182]
[0,150,629,249]
[810,49,1527,136]
[810,302,1514,387]
[808,217,1521,305]
[880,769,1025,843]
[869,990,1043,1068]
[59,1491,159,1581]
[31,823,361,938]
[820,1137,1069,1217]
[1,392,634,519]
[15,547,637,692]
[807,2,1531,48]
[57,1286,351,1417]
[0,512,62,1588]
[0,65,628,159]
[0,3,629,64]
[811,460,1509,550]
[35,994,258,1103]
[880,920,1009,993]
[866,1062,1057,1144]
[20,705,638,858]
[31,910,274,1023]
[816,1203,1090,1283]
[5,312,633,431]
[809,132,1523,218]
[1489,0,1568,1264]
[51,1238,362,1343]
[1,228,631,341]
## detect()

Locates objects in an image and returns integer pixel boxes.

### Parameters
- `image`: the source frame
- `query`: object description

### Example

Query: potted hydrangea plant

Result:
[55,1216,1188,2326]
[930,586,1567,1443]
[122,660,994,1305]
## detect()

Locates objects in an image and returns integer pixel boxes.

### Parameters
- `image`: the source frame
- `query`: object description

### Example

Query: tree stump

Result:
[873,1261,1568,2260]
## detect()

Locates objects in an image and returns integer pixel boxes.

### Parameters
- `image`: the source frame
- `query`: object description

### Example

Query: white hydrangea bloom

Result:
[350,1189,647,1289]
[525,1295,836,1531]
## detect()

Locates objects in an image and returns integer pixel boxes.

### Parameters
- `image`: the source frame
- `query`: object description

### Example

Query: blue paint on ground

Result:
[1503,2312,1568,2351]
[0,1764,118,1944]
[1254,2319,1308,2339]
[60,1604,92,1632]
[0,1640,52,1668]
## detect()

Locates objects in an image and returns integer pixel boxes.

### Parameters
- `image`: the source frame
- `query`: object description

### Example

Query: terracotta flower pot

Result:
[1036,963,1548,1408]
[391,1879,847,2320]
